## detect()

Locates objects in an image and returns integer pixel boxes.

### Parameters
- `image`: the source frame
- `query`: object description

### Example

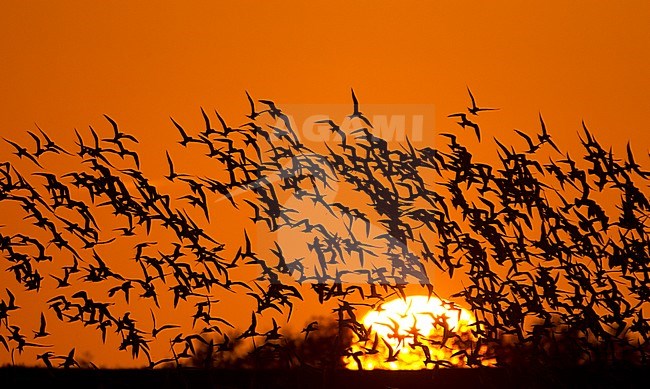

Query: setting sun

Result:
[344,295,494,370]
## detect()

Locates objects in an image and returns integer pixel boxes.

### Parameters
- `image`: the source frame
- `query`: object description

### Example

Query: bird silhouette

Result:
[348,88,374,128]
[33,312,50,338]
[0,88,649,371]
[466,86,499,115]
[4,138,44,167]
[448,112,481,141]
[245,91,267,120]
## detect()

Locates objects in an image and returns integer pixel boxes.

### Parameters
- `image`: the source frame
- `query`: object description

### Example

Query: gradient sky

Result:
[1,1,649,367]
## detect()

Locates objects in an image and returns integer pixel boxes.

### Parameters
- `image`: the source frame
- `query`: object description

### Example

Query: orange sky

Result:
[2,1,649,150]
[1,1,649,368]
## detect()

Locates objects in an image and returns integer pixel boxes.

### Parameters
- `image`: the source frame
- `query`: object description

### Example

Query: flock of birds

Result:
[0,88,649,369]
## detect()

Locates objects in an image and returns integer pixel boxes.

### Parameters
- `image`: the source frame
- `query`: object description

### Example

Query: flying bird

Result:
[348,88,374,128]
[448,112,482,142]
[33,312,50,338]
[466,86,499,115]
[245,91,266,120]
[4,138,44,167]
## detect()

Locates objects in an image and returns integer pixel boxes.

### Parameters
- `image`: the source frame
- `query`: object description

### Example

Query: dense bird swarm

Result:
[1,89,649,370]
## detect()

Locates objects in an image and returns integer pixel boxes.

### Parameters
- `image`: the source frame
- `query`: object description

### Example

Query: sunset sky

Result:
[1,1,649,368]
[2,1,649,149]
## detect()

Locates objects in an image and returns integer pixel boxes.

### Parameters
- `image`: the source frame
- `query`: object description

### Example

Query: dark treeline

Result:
[2,363,649,389]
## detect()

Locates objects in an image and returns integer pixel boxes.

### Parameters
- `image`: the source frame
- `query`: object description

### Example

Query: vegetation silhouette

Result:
[187,317,351,370]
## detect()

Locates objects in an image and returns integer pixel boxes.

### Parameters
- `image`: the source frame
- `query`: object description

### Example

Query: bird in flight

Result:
[245,91,267,120]
[3,138,44,168]
[467,87,499,115]
[348,88,374,128]
[33,312,50,338]
[448,112,482,142]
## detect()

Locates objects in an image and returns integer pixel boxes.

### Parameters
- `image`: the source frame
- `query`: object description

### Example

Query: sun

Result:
[344,295,494,370]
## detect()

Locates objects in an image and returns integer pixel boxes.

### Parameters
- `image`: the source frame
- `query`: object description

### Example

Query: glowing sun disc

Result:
[344,295,492,370]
